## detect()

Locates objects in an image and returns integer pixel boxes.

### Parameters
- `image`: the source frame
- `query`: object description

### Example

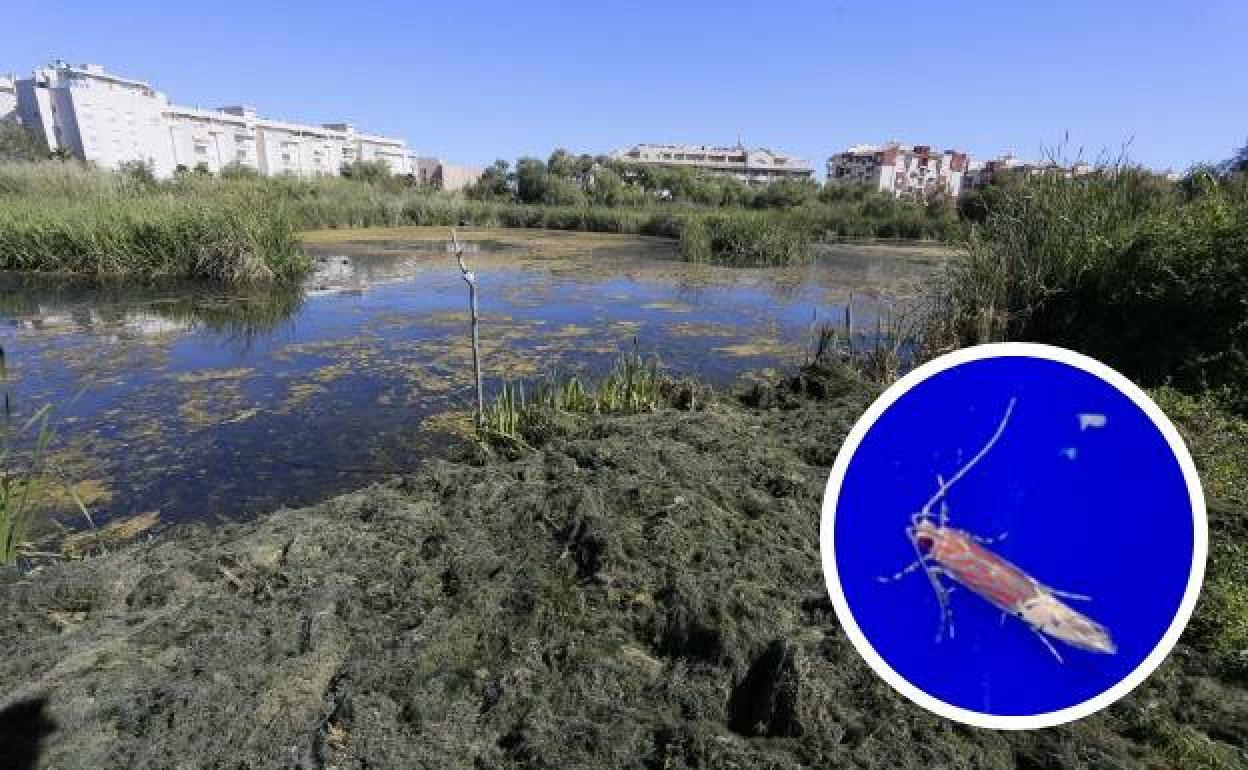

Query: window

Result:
[237,149,247,160]
[281,153,291,163]
[194,144,208,155]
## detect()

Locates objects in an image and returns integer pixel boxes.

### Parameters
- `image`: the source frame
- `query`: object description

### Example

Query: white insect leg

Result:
[967,530,1009,545]
[1030,627,1065,663]
[906,529,956,642]
[1043,586,1093,601]
[934,475,949,526]
[923,566,956,642]
[877,558,926,583]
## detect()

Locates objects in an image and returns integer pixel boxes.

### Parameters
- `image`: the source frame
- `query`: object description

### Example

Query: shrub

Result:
[681,212,811,266]
[926,164,1248,411]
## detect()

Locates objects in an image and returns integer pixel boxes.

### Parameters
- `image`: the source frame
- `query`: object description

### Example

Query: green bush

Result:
[681,211,811,266]
[0,193,305,282]
[927,165,1248,411]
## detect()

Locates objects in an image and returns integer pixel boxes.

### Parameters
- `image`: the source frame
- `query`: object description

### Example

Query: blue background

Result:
[834,356,1194,716]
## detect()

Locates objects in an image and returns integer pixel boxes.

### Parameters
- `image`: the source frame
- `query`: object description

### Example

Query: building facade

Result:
[8,62,414,177]
[0,76,18,122]
[826,142,969,200]
[609,143,814,185]
[415,157,484,191]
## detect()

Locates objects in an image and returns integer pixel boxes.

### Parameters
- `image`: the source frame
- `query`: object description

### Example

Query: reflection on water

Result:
[0,234,945,527]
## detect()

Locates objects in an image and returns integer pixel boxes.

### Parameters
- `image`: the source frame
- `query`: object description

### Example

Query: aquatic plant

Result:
[0,345,54,564]
[807,297,921,384]
[480,353,664,447]
[0,192,306,283]
[679,211,812,267]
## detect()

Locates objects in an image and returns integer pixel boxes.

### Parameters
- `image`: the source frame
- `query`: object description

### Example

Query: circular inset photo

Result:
[820,343,1206,730]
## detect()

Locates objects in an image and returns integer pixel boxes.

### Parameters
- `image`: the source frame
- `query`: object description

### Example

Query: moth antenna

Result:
[920,398,1017,519]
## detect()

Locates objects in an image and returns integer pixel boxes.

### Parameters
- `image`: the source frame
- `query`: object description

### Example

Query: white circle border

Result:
[820,342,1208,730]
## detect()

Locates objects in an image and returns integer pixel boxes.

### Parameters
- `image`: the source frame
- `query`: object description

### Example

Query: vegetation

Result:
[923,158,1248,413]
[679,211,811,266]
[0,162,305,282]
[480,353,665,448]
[0,121,50,163]
[0,137,967,275]
[0,345,55,565]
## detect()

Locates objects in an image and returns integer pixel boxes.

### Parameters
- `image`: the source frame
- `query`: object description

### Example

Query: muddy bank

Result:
[1,368,1245,769]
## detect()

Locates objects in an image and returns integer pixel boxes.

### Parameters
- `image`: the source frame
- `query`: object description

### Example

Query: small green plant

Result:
[0,345,55,564]
[479,353,664,447]
[808,297,920,384]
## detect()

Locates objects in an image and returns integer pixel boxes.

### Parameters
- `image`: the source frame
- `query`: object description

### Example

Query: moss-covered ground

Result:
[0,366,1244,769]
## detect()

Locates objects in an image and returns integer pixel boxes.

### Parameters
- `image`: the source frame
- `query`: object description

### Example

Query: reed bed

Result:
[922,163,1248,411]
[0,195,305,282]
[480,353,664,446]
[1,161,954,277]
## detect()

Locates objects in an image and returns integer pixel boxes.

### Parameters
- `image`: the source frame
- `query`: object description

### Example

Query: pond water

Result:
[0,229,947,531]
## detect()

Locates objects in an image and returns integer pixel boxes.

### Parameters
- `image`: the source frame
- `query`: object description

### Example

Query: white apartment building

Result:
[826,142,969,200]
[609,143,814,185]
[0,76,17,122]
[9,62,414,177]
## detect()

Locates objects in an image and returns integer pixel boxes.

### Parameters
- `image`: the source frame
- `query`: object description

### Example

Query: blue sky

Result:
[4,1,1244,174]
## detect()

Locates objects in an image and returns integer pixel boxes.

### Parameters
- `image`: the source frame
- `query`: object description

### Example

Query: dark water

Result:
[0,234,945,528]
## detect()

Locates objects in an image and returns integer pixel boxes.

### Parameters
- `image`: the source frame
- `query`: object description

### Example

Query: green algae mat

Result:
[0,369,1245,768]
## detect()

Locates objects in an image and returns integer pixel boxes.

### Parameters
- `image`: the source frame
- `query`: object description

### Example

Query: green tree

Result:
[587,166,629,206]
[119,159,157,188]
[515,157,549,204]
[219,161,261,180]
[0,122,49,162]
[468,159,512,200]
[542,175,586,206]
[340,159,392,184]
[547,148,579,179]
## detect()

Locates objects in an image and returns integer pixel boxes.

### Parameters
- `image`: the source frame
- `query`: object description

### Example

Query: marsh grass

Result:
[808,298,923,384]
[924,160,1248,410]
[0,345,55,564]
[0,195,305,282]
[678,211,812,267]
[0,163,306,283]
[3,161,953,277]
[480,353,664,447]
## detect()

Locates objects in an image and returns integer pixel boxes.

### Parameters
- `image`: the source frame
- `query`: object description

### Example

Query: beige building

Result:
[10,62,414,178]
[609,142,814,184]
[826,142,969,200]
[415,157,484,191]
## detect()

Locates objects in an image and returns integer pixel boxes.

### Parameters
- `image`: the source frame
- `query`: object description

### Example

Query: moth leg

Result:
[923,566,956,642]
[967,530,1009,545]
[935,475,950,526]
[1030,627,1065,663]
[877,558,926,583]
[1044,586,1093,601]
